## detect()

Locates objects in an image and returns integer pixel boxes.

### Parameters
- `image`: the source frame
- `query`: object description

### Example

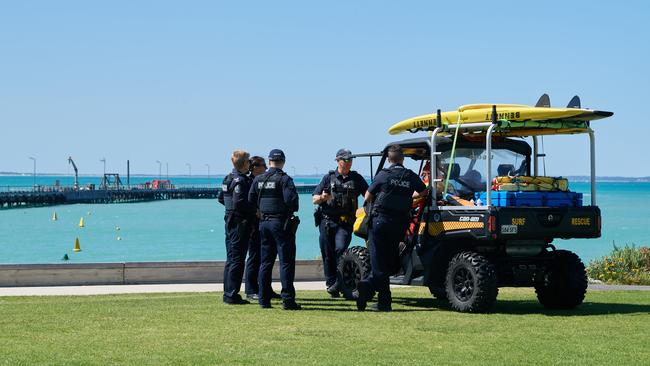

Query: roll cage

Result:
[352,106,598,209]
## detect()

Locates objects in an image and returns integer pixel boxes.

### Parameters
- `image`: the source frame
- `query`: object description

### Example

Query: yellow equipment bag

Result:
[353,206,371,239]
[493,176,568,192]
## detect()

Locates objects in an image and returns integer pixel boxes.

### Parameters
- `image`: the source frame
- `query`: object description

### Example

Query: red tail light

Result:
[488,215,496,233]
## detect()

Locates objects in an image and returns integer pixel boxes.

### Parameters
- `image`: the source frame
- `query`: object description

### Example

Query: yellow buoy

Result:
[52,212,58,221]
[79,217,85,228]
[74,237,81,252]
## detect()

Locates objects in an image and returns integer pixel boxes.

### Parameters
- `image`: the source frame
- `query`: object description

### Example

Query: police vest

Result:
[321,171,360,216]
[221,172,251,214]
[258,172,289,215]
[374,167,413,215]
[221,173,236,212]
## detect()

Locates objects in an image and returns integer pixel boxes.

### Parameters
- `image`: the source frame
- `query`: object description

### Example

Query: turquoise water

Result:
[0,175,321,190]
[0,176,648,264]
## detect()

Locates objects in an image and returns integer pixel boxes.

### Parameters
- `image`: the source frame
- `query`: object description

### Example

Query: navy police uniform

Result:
[313,168,368,294]
[244,188,281,300]
[361,163,426,310]
[218,168,255,304]
[248,149,300,309]
[244,206,261,297]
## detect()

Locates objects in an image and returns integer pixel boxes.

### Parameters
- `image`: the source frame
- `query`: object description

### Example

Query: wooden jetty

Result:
[0,184,317,209]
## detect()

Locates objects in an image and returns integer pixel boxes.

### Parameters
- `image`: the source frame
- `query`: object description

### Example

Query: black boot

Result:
[355,281,371,311]
[223,294,250,305]
[326,283,340,298]
[282,300,302,310]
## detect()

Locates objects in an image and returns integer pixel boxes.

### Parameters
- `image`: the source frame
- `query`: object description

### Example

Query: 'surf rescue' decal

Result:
[571,217,591,226]
[512,218,526,225]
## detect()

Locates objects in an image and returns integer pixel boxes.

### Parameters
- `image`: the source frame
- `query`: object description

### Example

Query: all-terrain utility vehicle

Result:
[338,97,613,312]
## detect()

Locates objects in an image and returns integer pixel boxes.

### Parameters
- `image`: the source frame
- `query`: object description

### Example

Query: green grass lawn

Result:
[1,288,649,366]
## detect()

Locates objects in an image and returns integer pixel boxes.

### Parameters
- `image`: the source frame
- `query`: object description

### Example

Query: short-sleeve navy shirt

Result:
[312,170,368,197]
[368,163,427,196]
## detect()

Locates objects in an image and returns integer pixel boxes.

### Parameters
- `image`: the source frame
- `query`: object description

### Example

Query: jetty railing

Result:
[0,183,318,209]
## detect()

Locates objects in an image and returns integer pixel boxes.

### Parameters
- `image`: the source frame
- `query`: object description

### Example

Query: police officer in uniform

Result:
[244,156,282,301]
[248,149,301,310]
[312,148,368,297]
[357,145,428,311]
[218,149,255,305]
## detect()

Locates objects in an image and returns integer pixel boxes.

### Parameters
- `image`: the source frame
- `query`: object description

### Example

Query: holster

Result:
[313,207,323,227]
[283,215,301,236]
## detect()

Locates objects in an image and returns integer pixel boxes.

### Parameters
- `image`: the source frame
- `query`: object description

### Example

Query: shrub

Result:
[587,244,650,285]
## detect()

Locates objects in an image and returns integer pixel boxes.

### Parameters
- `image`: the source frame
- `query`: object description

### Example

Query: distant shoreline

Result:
[1,173,649,183]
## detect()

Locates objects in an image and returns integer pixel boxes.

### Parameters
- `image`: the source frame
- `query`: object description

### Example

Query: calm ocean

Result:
[0,175,648,264]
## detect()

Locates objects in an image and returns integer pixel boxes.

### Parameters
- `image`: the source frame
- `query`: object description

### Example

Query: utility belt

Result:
[372,207,410,219]
[225,211,255,226]
[314,206,354,227]
[260,213,289,221]
[323,213,355,225]
[261,213,300,236]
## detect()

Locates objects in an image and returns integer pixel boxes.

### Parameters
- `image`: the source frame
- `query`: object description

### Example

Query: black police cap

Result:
[268,149,286,161]
[336,148,353,160]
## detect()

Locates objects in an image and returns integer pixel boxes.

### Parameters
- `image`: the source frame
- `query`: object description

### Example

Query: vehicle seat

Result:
[461,169,483,192]
[441,163,461,179]
[497,164,515,176]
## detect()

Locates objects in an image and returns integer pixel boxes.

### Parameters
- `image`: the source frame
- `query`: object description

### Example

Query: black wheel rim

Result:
[452,267,475,302]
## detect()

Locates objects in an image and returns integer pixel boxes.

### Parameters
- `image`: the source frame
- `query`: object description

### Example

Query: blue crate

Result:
[475,191,583,207]
[545,191,583,207]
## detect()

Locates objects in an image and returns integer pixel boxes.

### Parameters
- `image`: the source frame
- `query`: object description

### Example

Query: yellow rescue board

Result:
[388,104,613,135]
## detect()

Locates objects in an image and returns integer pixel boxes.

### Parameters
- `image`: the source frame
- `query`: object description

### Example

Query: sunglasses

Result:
[339,159,352,163]
[253,164,267,168]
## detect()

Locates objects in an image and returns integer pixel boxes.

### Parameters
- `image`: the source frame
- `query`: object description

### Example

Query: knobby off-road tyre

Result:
[535,249,587,310]
[445,252,499,313]
[338,246,372,300]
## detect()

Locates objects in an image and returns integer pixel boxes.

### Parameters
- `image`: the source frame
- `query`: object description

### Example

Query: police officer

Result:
[312,148,368,297]
[248,149,301,310]
[218,149,256,305]
[356,144,428,311]
[244,156,281,301]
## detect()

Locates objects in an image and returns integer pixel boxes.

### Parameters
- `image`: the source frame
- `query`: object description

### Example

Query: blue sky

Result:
[1,1,648,177]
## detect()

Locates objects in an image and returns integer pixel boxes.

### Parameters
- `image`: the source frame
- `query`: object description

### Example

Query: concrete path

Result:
[1,282,648,297]
[0,281,326,296]
[589,284,650,291]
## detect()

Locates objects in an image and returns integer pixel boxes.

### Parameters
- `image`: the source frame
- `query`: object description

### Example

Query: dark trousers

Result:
[318,219,353,287]
[258,218,296,305]
[365,214,408,306]
[223,216,252,301]
[244,221,261,295]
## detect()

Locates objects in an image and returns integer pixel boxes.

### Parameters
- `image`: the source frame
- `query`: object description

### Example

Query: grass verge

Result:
[1,287,649,365]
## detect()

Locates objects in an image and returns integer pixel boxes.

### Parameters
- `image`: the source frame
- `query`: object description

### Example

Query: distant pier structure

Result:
[0,182,317,209]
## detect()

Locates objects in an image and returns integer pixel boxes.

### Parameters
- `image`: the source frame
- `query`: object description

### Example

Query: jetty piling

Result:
[0,183,317,209]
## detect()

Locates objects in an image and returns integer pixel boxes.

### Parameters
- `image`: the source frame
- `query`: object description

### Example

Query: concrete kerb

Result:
[0,260,325,287]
